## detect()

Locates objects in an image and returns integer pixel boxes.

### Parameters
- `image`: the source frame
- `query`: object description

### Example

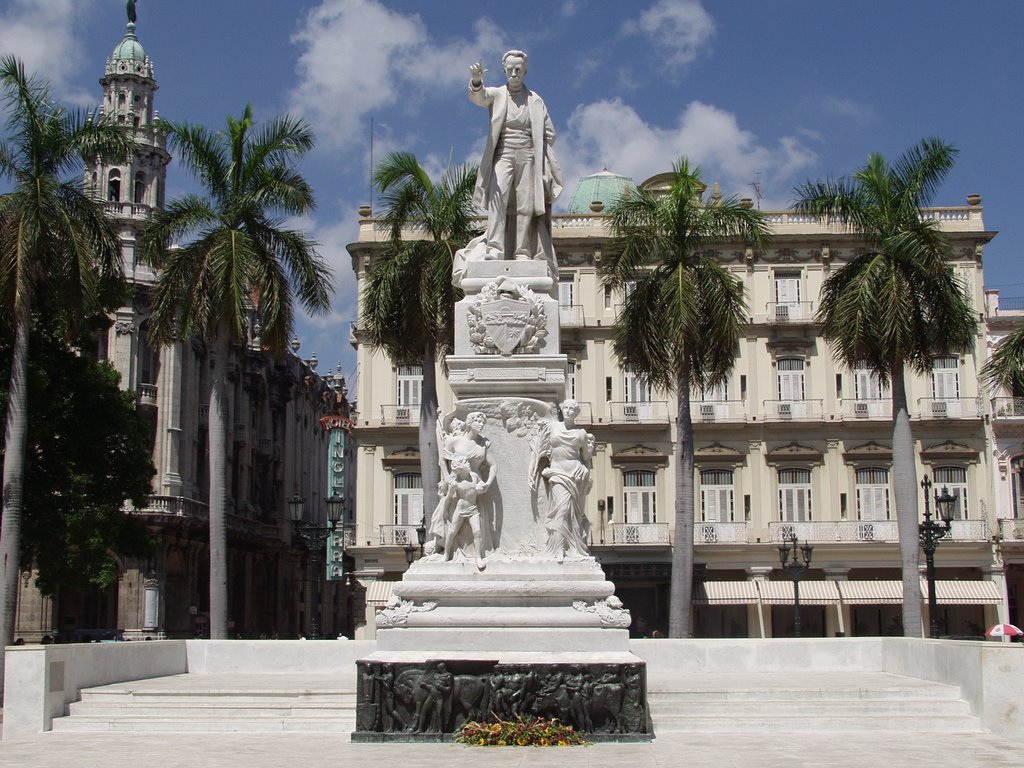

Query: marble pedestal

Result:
[354,258,648,740]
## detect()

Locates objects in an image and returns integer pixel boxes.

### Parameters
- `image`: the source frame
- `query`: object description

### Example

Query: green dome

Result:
[112,23,146,62]
[566,169,636,214]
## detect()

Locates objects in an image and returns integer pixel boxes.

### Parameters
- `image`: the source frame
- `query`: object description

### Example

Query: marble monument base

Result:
[352,652,650,742]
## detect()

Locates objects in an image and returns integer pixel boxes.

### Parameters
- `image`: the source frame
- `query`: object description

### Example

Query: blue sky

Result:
[3,0,1022,386]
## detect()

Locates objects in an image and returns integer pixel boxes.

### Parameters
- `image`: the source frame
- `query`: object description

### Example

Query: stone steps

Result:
[647,674,983,734]
[50,671,986,736]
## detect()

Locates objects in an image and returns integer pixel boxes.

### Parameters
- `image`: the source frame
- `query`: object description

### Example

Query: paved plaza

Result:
[0,729,1021,768]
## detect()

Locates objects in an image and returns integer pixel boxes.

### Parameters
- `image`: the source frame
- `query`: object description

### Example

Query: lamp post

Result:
[919,476,955,639]
[403,522,428,566]
[779,533,813,637]
[288,492,344,639]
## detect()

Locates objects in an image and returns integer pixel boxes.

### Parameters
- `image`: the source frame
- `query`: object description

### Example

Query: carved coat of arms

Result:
[467,277,547,356]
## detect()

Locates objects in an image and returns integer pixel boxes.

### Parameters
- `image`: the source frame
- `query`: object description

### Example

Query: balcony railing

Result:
[607,401,670,424]
[949,519,990,541]
[762,400,824,421]
[998,519,1024,542]
[137,495,209,522]
[379,524,422,546]
[694,522,748,544]
[991,397,1024,420]
[558,304,584,327]
[916,397,983,419]
[769,520,899,543]
[610,522,670,545]
[765,301,815,323]
[380,404,420,426]
[568,401,594,424]
[840,398,891,420]
[693,400,746,423]
[137,383,158,407]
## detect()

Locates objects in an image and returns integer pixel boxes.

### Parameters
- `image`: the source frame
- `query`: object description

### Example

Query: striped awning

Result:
[357,579,397,607]
[836,580,903,605]
[757,580,841,605]
[694,581,760,605]
[923,580,1003,605]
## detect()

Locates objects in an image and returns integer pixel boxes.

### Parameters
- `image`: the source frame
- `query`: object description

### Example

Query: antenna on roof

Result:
[751,173,763,209]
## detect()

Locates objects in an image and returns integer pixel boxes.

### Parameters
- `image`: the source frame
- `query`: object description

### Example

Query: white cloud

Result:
[0,0,98,104]
[558,98,817,207]
[289,0,504,152]
[561,0,580,17]
[623,0,715,70]
[820,96,878,127]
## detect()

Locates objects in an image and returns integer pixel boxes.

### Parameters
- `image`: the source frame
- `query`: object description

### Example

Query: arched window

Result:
[107,169,121,202]
[933,466,968,519]
[778,468,811,522]
[393,473,422,527]
[855,467,890,521]
[134,171,146,204]
[700,469,734,523]
[623,470,657,524]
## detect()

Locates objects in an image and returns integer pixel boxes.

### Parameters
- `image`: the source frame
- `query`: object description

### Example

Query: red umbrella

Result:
[986,624,1024,638]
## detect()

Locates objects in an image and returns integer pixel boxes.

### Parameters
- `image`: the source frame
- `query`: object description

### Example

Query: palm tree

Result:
[983,329,1024,399]
[794,138,976,637]
[139,104,332,639]
[0,57,133,666]
[602,160,769,637]
[361,152,478,519]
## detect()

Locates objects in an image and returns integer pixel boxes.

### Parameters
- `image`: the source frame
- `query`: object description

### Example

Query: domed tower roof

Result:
[566,169,636,214]
[105,23,154,79]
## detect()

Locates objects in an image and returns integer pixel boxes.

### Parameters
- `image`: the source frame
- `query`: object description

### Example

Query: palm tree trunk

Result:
[419,348,441,521]
[891,363,923,637]
[0,303,31,691]
[208,331,230,639]
[669,364,695,638]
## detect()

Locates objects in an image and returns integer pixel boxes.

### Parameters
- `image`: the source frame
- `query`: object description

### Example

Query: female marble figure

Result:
[428,412,495,556]
[529,399,594,561]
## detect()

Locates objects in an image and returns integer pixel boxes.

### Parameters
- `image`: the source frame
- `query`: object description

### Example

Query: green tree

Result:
[982,329,1024,398]
[362,152,478,515]
[601,160,769,637]
[0,320,155,597]
[0,56,133,665]
[793,138,975,637]
[139,104,332,639]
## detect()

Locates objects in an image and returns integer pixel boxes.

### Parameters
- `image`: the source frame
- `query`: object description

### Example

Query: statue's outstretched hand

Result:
[470,60,486,84]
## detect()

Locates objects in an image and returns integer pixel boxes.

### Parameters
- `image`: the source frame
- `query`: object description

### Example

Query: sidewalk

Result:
[0,729,1020,767]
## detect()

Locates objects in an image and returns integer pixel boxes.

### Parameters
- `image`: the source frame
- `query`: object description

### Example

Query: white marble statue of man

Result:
[453,50,563,286]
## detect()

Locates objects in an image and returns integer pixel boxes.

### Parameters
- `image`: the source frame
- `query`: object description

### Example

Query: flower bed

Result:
[455,715,588,747]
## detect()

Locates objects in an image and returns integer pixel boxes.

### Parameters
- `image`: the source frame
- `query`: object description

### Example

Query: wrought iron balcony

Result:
[610,522,670,545]
[764,301,815,324]
[768,520,899,543]
[991,397,1024,420]
[998,518,1024,542]
[379,524,422,546]
[948,519,990,541]
[762,399,824,421]
[380,404,420,426]
[694,521,748,544]
[840,398,891,420]
[607,401,670,424]
[693,400,746,423]
[558,304,585,327]
[916,397,983,419]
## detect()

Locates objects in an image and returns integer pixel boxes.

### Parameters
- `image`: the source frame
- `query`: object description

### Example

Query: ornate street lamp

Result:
[288,492,344,639]
[919,476,955,639]
[404,522,428,566]
[779,533,813,637]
